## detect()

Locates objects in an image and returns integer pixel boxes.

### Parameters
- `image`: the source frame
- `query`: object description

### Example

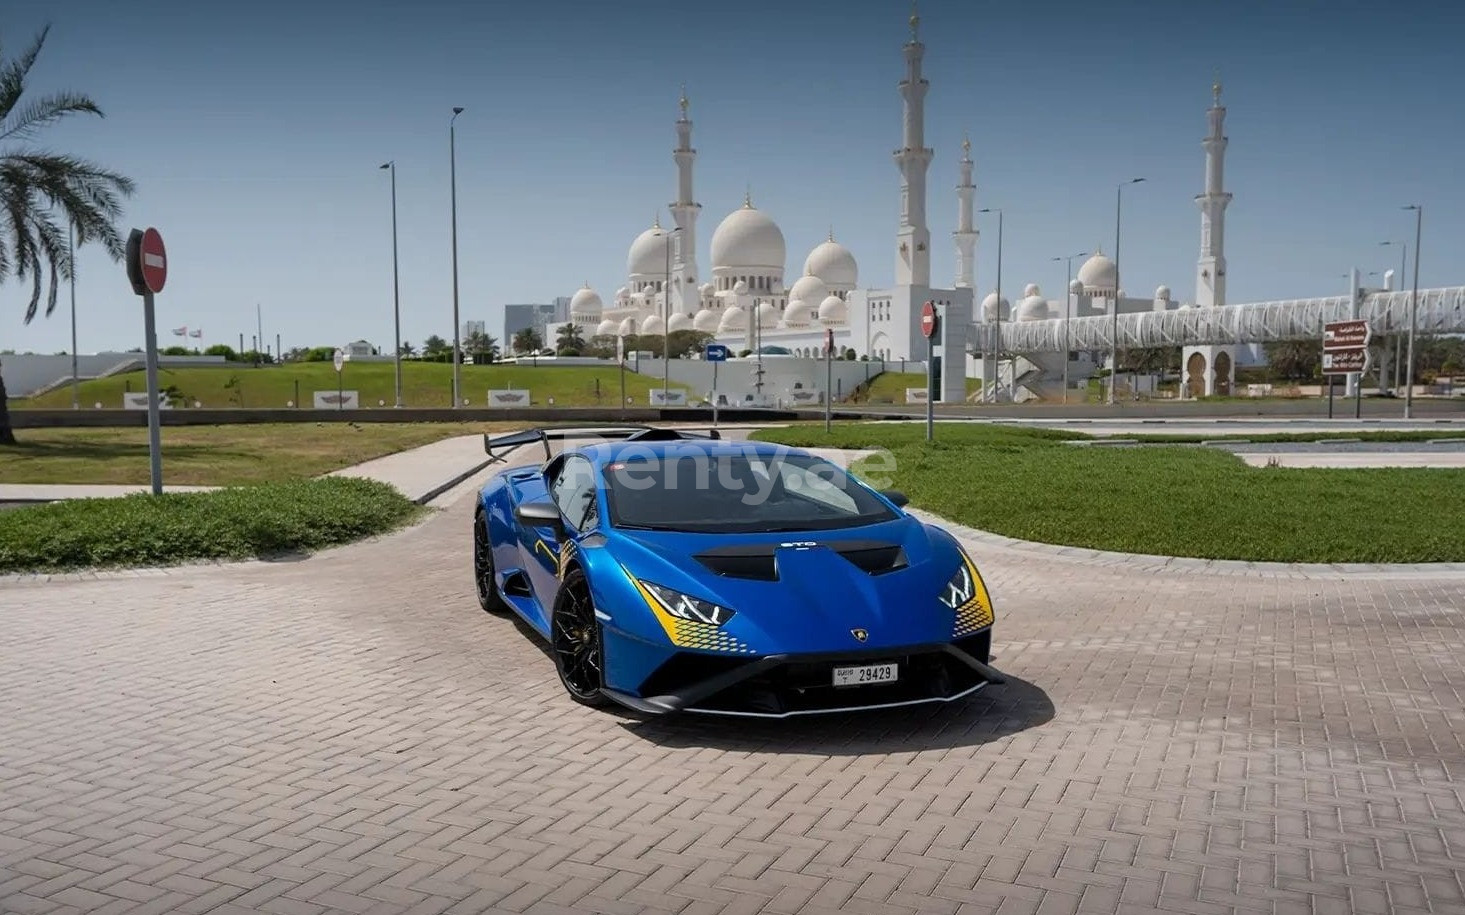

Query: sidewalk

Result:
[0,434,498,507]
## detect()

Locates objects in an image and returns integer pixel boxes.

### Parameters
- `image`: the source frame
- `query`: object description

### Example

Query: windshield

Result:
[601,449,897,533]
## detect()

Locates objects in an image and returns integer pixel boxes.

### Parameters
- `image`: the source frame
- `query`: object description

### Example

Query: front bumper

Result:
[601,629,1000,718]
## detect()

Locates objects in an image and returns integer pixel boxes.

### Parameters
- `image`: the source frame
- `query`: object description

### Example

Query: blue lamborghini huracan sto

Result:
[472,426,1003,717]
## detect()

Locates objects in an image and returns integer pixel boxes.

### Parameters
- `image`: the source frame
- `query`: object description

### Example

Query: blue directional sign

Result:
[705,343,729,362]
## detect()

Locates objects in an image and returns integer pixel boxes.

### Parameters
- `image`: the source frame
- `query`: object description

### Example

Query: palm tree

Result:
[0,26,135,444]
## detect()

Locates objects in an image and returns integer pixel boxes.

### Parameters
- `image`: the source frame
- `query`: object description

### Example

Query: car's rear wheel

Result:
[473,509,509,614]
[551,567,608,707]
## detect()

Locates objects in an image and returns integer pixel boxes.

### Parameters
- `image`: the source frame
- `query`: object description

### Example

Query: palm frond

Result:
[0,25,49,122]
[0,91,102,144]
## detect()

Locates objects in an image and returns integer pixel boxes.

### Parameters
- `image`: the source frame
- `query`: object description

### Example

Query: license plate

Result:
[832,663,898,687]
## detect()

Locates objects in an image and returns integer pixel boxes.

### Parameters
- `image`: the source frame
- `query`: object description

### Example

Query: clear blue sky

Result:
[2,0,1462,355]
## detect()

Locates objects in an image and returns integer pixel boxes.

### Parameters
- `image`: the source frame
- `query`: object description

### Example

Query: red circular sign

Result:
[920,300,937,338]
[139,227,167,294]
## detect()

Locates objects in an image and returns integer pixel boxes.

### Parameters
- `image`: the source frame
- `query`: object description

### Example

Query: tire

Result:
[473,509,510,615]
[550,567,609,707]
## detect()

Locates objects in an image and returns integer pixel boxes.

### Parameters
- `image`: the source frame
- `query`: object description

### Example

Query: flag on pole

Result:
[171,325,188,336]
[188,328,202,338]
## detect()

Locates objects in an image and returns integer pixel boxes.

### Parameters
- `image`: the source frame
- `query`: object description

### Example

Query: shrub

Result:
[0,477,424,574]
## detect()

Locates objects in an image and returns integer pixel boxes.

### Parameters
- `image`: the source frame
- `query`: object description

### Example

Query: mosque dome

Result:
[1068,278,1085,296]
[1022,282,1040,298]
[787,274,829,309]
[710,198,786,272]
[569,284,602,316]
[699,282,716,298]
[615,286,630,303]
[783,299,814,327]
[1078,250,1117,293]
[719,305,747,333]
[1017,295,1050,322]
[817,295,848,324]
[1155,284,1172,300]
[627,222,673,277]
[667,313,693,333]
[802,236,858,289]
[617,317,638,336]
[755,301,780,328]
[640,314,665,336]
[980,292,1011,321]
[732,279,750,296]
[595,319,618,337]
[693,308,720,333]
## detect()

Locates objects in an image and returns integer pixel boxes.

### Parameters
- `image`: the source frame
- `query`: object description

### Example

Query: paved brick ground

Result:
[4,476,1465,914]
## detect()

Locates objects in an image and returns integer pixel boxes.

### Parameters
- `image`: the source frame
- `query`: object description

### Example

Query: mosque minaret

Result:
[893,5,933,288]
[669,86,701,314]
[953,135,978,290]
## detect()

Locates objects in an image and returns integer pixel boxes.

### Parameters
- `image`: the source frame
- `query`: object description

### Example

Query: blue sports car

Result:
[472,425,1003,718]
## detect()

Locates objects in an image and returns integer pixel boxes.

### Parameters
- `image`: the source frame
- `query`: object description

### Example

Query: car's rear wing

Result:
[482,425,722,464]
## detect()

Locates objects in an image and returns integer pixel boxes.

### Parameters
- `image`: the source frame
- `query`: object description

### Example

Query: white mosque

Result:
[562,5,974,402]
[558,5,1260,403]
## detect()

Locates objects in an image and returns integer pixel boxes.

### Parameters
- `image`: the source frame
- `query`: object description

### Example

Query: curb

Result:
[412,456,497,505]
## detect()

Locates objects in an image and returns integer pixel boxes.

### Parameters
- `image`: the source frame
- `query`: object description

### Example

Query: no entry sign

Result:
[126,227,168,295]
[920,300,938,339]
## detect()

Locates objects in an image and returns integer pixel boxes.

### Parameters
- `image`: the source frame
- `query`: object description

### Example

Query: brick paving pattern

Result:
[4,485,1465,913]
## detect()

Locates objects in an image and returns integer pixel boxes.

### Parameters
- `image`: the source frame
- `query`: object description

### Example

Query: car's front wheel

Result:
[473,509,509,615]
[551,567,609,707]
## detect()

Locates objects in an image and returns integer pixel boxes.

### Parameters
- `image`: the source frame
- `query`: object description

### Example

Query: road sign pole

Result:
[1328,375,1334,419]
[926,332,935,442]
[824,330,833,433]
[141,290,163,495]
[712,360,719,428]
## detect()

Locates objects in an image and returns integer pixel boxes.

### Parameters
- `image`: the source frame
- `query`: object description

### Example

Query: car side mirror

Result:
[515,500,564,532]
[881,489,909,508]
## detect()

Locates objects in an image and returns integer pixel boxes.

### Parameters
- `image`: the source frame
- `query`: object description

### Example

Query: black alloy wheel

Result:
[551,567,609,707]
[473,509,509,614]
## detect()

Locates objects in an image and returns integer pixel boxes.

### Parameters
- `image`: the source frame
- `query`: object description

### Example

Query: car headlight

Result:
[937,560,978,611]
[640,581,736,626]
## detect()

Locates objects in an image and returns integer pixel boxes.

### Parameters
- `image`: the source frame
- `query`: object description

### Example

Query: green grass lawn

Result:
[0,477,424,574]
[1124,430,1465,444]
[0,422,528,486]
[17,361,690,410]
[854,371,981,404]
[751,422,1465,563]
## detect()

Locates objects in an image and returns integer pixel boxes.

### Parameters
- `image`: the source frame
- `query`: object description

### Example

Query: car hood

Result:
[603,515,967,652]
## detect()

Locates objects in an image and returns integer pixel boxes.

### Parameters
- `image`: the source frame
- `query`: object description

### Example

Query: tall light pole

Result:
[1110,177,1146,405]
[1051,250,1087,403]
[979,208,1002,402]
[380,161,403,408]
[1381,239,1407,393]
[655,226,681,404]
[68,220,79,409]
[449,107,465,408]
[1403,204,1422,419]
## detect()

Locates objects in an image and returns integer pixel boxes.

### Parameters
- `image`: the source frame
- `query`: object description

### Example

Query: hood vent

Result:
[693,544,780,581]
[692,540,906,581]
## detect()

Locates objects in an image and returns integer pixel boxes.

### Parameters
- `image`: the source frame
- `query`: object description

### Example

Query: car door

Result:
[521,454,599,621]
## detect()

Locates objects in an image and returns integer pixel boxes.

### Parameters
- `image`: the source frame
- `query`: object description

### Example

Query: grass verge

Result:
[0,477,425,574]
[0,422,527,486]
[17,362,689,410]
[751,422,1465,563]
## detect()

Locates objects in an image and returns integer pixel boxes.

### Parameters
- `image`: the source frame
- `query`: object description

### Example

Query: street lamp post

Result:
[380,161,403,408]
[979,208,1002,402]
[1109,177,1146,405]
[1403,204,1423,419]
[1380,239,1407,393]
[656,226,681,405]
[1051,250,1087,403]
[449,107,465,408]
[68,220,79,409]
